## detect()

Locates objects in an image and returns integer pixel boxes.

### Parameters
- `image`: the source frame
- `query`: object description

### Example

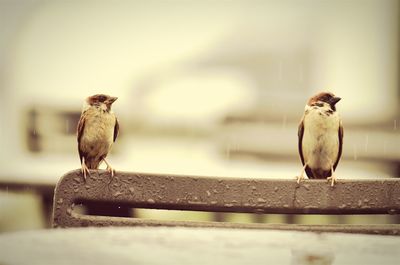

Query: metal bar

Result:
[52,169,400,234]
[0,181,54,196]
[66,215,400,235]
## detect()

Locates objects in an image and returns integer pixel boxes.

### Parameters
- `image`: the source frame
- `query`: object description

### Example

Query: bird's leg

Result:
[81,157,90,181]
[296,164,308,184]
[327,165,337,187]
[102,158,115,178]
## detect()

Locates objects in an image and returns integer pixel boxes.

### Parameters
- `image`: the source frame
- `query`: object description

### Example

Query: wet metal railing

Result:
[52,170,400,235]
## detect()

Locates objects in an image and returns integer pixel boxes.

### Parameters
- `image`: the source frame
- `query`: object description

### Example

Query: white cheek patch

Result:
[100,103,107,111]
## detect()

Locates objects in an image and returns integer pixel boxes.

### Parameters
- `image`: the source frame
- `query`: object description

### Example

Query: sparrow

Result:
[297,92,343,186]
[77,94,119,181]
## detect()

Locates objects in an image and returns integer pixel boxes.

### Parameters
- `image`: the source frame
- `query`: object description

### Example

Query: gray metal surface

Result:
[52,169,400,234]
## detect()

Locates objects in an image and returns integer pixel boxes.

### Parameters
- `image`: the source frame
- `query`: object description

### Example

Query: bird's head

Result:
[308,92,341,111]
[86,94,118,112]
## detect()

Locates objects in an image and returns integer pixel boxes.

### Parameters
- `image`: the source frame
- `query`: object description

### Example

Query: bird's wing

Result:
[333,120,344,170]
[113,117,119,142]
[77,111,87,163]
[298,117,305,166]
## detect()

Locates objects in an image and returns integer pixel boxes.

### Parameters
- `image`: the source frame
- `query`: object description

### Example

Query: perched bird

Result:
[297,92,343,186]
[77,94,119,181]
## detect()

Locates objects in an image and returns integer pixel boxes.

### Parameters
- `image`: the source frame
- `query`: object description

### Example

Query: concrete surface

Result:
[0,227,399,265]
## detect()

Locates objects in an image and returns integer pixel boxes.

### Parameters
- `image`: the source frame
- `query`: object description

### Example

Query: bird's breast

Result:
[302,109,340,170]
[81,109,116,151]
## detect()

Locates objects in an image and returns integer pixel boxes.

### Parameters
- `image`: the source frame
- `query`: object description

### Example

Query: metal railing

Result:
[52,169,400,235]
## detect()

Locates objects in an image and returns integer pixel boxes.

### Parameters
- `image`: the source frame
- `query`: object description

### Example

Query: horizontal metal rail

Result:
[0,181,54,196]
[52,170,400,234]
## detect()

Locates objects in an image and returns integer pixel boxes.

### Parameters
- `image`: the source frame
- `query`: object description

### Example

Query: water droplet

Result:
[278,60,283,81]
[353,144,358,160]
[364,134,369,152]
[274,187,279,192]
[113,191,123,197]
[129,187,135,193]
[282,115,287,130]
[226,143,231,160]
[298,63,305,83]
[383,140,388,155]
[147,199,155,204]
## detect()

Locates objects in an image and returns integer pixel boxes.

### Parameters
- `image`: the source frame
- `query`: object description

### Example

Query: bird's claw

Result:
[296,174,305,184]
[106,166,115,178]
[81,163,91,182]
[296,164,307,184]
[327,175,337,187]
[102,158,115,178]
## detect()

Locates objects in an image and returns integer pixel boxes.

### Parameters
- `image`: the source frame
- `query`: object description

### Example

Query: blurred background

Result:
[0,0,399,232]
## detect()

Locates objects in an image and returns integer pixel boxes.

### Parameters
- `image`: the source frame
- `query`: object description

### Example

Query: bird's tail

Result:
[307,167,332,179]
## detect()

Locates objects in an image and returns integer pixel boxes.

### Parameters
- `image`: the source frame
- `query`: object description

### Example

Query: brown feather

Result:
[77,110,87,164]
[114,118,119,142]
[297,117,305,166]
[333,120,344,170]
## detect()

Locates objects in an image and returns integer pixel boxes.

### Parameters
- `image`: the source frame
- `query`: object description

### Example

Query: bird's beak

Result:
[106,97,118,104]
[329,97,341,106]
